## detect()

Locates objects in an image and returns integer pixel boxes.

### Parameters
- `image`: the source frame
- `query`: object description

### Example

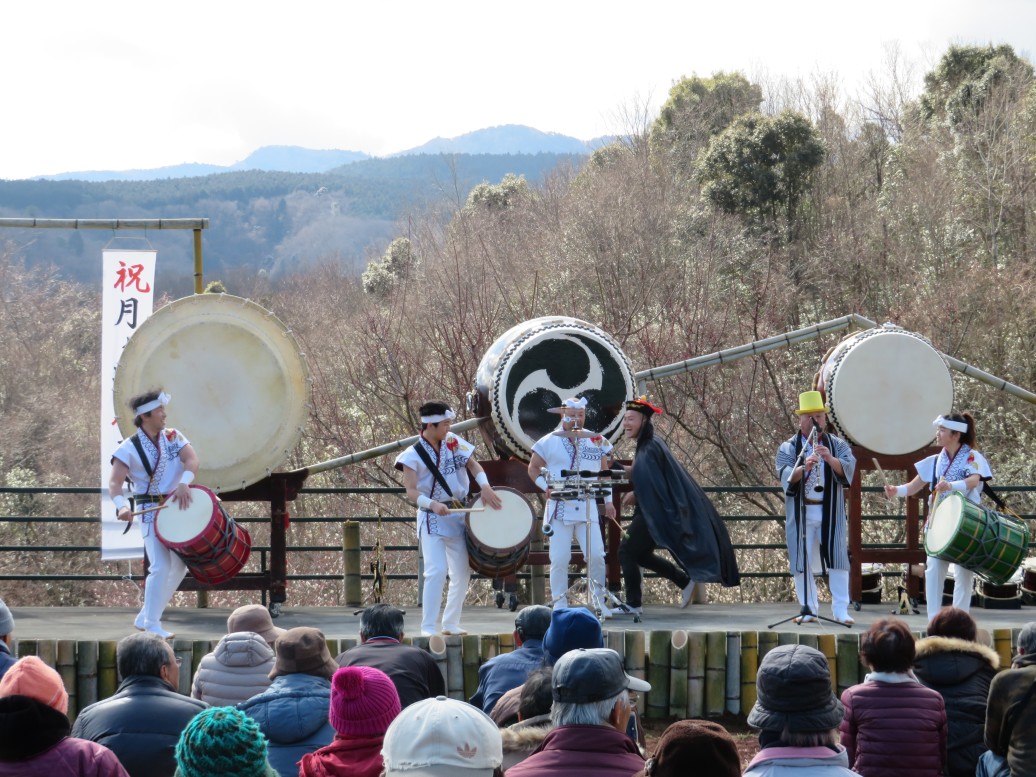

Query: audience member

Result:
[978,621,1036,777]
[913,607,998,777]
[0,598,15,680]
[0,655,129,777]
[226,604,285,648]
[505,647,649,777]
[743,644,855,776]
[637,719,740,777]
[298,666,401,777]
[382,695,502,777]
[335,604,444,708]
[174,706,277,777]
[839,618,947,777]
[191,631,275,707]
[470,605,551,713]
[238,626,336,777]
[500,667,554,770]
[490,607,603,725]
[71,632,207,777]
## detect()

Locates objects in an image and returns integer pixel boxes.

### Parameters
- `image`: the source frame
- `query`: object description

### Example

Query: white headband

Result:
[134,392,171,416]
[563,397,588,409]
[933,415,968,434]
[420,409,456,424]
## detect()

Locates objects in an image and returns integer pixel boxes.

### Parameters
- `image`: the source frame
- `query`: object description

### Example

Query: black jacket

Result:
[914,635,1000,777]
[70,674,208,777]
[335,640,444,708]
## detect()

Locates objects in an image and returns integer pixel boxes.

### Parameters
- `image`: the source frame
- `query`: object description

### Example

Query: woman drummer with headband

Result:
[108,389,199,639]
[884,413,993,624]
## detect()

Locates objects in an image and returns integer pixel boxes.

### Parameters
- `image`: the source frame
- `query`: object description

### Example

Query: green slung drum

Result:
[925,493,1029,586]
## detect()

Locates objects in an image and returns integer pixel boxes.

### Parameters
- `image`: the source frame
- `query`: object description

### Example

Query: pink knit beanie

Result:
[329,666,400,737]
[0,656,69,714]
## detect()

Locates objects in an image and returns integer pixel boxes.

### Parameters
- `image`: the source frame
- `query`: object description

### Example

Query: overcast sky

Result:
[2,0,1034,180]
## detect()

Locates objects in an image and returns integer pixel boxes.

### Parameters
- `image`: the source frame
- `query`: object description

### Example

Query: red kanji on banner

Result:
[113,261,151,293]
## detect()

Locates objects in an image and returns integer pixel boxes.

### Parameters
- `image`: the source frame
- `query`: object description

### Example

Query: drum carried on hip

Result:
[465,487,535,578]
[925,493,1029,586]
[155,485,252,585]
[818,324,953,455]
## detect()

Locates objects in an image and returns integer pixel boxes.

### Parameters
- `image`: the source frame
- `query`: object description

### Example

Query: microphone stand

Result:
[769,422,852,630]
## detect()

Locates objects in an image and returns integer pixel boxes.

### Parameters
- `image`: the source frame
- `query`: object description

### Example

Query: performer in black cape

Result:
[618,397,740,613]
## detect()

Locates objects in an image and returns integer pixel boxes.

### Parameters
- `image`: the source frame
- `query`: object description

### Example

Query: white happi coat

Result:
[394,432,475,538]
[531,431,613,524]
[915,445,993,510]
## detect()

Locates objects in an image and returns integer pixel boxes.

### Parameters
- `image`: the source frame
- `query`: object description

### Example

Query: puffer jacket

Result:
[71,674,208,777]
[984,651,1036,777]
[505,724,643,777]
[743,745,857,776]
[190,631,275,707]
[238,672,334,777]
[500,714,551,771]
[913,635,999,777]
[0,695,129,777]
[839,673,947,777]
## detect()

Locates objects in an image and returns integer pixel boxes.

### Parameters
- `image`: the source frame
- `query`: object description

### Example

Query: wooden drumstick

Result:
[128,502,171,518]
[450,507,486,513]
[872,458,896,507]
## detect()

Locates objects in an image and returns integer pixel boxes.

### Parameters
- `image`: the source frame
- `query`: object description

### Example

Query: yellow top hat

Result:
[796,390,830,415]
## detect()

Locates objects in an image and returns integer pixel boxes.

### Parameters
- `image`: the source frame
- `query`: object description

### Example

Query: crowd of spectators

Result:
[2,596,1036,777]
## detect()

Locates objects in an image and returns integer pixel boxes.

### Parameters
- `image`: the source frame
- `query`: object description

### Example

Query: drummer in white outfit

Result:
[396,401,501,637]
[527,396,615,612]
[884,412,992,624]
[108,390,198,639]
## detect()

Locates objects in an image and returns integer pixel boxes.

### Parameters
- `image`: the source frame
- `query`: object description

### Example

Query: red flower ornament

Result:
[445,435,459,452]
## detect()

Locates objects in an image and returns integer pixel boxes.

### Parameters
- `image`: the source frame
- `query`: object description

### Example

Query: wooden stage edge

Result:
[11,602,1036,642]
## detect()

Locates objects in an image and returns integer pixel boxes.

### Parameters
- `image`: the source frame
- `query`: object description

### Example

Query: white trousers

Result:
[140,523,187,629]
[419,530,471,635]
[791,506,850,620]
[548,519,606,607]
[925,556,974,625]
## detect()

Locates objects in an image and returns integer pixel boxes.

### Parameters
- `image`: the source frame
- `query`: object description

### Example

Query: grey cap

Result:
[0,598,13,636]
[747,644,844,732]
[552,648,651,703]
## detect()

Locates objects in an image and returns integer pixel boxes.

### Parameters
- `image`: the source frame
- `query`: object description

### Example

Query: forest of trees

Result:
[2,43,1036,609]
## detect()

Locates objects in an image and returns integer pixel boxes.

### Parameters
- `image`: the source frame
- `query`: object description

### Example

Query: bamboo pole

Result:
[499,631,515,653]
[725,632,741,715]
[445,636,464,699]
[646,630,672,719]
[687,632,706,718]
[0,218,209,230]
[76,641,99,712]
[57,641,77,720]
[480,634,500,663]
[97,641,118,700]
[426,636,448,691]
[797,633,819,650]
[342,521,362,608]
[669,630,689,719]
[15,638,36,659]
[818,634,837,694]
[462,635,481,700]
[758,630,779,662]
[777,632,798,647]
[624,631,646,717]
[993,628,1014,669]
[836,633,861,696]
[705,631,726,717]
[740,631,759,716]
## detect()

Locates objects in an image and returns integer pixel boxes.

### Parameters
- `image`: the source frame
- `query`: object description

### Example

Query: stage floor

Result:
[11,601,1036,641]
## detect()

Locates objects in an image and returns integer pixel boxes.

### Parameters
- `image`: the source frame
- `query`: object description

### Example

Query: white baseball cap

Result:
[382,695,502,777]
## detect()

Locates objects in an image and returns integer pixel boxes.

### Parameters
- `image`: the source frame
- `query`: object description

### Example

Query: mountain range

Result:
[35,125,604,183]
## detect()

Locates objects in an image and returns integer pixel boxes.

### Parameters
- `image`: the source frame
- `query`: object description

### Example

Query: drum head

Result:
[468,487,534,549]
[926,494,965,555]
[822,327,952,454]
[471,317,635,460]
[155,485,217,545]
[114,294,310,492]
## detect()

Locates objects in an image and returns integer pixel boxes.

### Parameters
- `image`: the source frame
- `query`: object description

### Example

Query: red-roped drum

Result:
[155,485,252,585]
[467,317,636,461]
[465,487,535,578]
[818,325,953,455]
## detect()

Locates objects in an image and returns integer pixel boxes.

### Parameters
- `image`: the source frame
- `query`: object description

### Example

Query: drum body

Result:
[819,325,952,454]
[155,485,252,584]
[1023,558,1036,594]
[465,487,535,578]
[925,493,1030,586]
[114,294,310,492]
[469,317,635,461]
[860,562,884,604]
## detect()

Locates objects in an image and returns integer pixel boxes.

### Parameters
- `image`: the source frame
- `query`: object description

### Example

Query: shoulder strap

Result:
[412,441,454,500]
[130,434,154,478]
[983,481,1008,510]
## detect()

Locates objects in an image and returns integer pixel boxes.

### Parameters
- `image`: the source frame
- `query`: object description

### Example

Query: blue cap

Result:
[543,607,603,663]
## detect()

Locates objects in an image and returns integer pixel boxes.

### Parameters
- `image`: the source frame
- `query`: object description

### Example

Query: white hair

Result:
[550,689,627,727]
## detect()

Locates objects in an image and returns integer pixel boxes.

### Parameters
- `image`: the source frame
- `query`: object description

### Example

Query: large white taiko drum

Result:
[468,317,636,461]
[819,325,953,455]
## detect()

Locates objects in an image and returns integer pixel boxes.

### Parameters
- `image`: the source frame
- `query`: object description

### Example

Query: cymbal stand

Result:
[546,474,637,622]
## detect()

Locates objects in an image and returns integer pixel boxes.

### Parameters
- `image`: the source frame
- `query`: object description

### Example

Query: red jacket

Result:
[505,724,643,777]
[840,674,947,777]
[297,734,385,777]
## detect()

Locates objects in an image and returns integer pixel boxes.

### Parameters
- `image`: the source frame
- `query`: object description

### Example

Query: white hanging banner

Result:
[99,249,157,560]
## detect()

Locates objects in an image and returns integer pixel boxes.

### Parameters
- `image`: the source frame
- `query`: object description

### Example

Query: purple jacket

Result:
[0,695,129,777]
[505,724,643,777]
[840,674,947,777]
